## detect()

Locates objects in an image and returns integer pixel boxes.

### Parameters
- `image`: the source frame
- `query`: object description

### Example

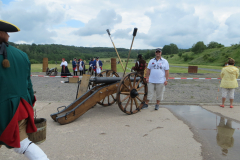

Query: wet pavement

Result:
[163,105,240,160]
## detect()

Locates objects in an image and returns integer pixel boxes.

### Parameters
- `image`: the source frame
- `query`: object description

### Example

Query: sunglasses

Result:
[155,51,160,53]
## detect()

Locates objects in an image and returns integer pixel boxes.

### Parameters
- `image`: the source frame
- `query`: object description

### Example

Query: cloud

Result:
[1,0,240,49]
[0,0,66,44]
[144,4,220,48]
[225,13,240,38]
[74,9,122,36]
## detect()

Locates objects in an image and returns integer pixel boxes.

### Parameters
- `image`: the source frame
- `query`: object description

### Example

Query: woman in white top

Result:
[60,58,72,76]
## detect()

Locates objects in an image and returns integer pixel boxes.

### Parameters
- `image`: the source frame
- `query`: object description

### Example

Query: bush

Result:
[29,59,39,64]
[208,56,215,62]
[178,52,182,58]
[203,54,210,60]
[170,54,174,58]
[183,55,189,61]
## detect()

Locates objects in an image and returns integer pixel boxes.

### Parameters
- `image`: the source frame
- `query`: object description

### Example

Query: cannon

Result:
[50,28,144,125]
[46,67,58,76]
[50,70,147,125]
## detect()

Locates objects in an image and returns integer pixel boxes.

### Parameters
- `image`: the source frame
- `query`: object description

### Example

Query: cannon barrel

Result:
[90,77,140,84]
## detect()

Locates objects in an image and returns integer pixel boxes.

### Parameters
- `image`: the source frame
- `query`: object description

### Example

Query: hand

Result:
[146,77,149,83]
[164,81,168,85]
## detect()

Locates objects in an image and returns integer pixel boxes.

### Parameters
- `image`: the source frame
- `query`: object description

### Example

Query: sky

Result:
[1,0,240,49]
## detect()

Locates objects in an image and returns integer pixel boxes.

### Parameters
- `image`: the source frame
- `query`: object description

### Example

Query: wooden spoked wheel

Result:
[117,72,147,114]
[95,70,119,106]
[97,70,119,77]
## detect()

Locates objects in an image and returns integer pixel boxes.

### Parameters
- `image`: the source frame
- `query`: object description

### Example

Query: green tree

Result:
[207,41,224,49]
[192,41,206,54]
[169,43,179,54]
[162,43,178,55]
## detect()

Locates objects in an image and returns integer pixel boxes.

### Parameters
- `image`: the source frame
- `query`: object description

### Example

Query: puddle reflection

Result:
[217,117,234,156]
[163,105,240,160]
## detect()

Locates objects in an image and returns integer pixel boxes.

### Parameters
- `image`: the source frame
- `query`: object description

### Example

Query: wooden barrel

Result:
[27,118,47,144]
[111,58,117,72]
[42,58,48,72]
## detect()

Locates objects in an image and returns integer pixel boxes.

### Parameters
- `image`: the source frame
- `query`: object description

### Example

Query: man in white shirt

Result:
[142,48,169,110]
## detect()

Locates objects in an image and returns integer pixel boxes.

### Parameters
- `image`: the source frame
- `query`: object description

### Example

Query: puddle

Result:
[163,105,240,160]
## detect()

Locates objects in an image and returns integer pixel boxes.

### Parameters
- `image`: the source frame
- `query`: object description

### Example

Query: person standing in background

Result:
[72,58,77,76]
[89,58,94,75]
[220,58,239,108]
[79,59,84,76]
[60,58,71,76]
[93,57,103,76]
[132,54,146,76]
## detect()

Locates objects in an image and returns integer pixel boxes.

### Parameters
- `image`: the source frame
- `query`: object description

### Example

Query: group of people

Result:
[60,57,103,77]
[72,58,85,76]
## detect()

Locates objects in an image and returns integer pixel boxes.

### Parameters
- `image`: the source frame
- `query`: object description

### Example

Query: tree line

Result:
[7,40,225,64]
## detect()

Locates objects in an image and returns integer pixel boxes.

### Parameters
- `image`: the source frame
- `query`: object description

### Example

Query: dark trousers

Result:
[73,71,78,76]
[80,71,83,75]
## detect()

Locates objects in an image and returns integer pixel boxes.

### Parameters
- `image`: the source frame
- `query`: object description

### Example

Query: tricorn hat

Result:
[0,20,20,68]
[0,20,20,32]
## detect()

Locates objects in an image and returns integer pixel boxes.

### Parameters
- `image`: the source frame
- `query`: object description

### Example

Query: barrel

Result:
[27,118,47,144]
[42,58,48,72]
[111,58,117,72]
[188,66,198,73]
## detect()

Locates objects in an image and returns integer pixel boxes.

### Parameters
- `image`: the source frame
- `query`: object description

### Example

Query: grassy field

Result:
[31,61,220,74]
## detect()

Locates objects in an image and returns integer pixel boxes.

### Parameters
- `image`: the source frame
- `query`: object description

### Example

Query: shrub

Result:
[29,59,39,64]
[208,56,215,62]
[178,52,182,57]
[183,55,189,61]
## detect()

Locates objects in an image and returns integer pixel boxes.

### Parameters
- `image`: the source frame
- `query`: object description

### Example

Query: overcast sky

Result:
[1,0,240,49]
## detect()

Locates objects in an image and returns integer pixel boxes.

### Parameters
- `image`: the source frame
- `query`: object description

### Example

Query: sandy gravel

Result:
[1,72,239,160]
[31,72,240,104]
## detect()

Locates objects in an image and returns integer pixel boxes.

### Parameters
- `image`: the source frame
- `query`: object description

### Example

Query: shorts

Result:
[0,119,28,148]
[19,119,28,141]
[147,83,165,101]
[222,88,235,99]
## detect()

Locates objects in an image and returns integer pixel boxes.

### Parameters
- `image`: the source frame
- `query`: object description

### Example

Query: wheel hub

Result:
[130,89,139,98]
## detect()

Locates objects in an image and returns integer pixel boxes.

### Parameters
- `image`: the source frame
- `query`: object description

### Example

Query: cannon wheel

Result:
[117,72,147,114]
[53,68,58,76]
[95,70,119,106]
[46,67,52,76]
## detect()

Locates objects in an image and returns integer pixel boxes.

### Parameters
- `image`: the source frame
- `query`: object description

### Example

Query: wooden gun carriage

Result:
[50,28,145,125]
[50,70,147,125]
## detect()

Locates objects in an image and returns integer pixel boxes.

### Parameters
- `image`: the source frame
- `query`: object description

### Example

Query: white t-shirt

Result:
[147,57,169,83]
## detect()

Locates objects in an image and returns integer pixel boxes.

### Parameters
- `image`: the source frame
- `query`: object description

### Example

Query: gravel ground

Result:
[31,72,240,104]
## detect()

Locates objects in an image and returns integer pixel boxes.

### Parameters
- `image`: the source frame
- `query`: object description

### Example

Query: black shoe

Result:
[142,104,148,109]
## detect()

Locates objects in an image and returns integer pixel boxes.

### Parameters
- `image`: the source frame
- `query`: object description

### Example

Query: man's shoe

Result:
[142,104,148,109]
[155,104,160,110]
